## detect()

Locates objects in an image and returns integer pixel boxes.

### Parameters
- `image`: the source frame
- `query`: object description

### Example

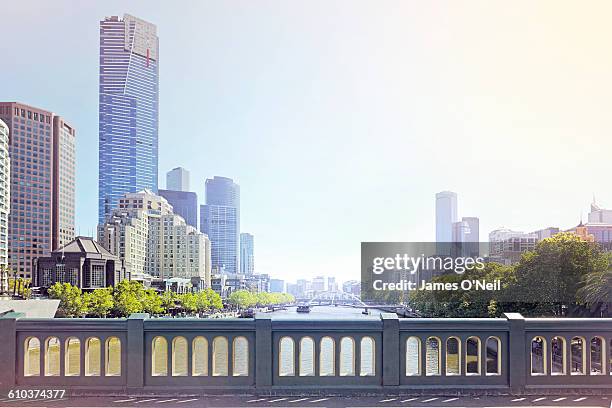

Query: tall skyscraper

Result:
[240,232,254,275]
[0,103,76,278]
[166,167,190,192]
[0,120,10,269]
[200,176,240,273]
[99,14,159,223]
[435,191,458,242]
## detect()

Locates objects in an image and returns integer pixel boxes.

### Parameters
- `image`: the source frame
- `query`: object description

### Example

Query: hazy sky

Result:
[3,1,612,283]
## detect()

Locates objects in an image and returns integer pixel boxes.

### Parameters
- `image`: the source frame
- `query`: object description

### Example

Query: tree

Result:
[112,280,144,316]
[577,254,612,316]
[179,292,198,313]
[228,290,255,309]
[142,289,164,315]
[160,291,177,313]
[195,291,210,313]
[84,287,114,317]
[48,282,87,317]
[205,288,223,310]
[511,233,608,316]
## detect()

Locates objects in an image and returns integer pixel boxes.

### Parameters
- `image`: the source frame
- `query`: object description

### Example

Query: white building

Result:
[588,199,612,224]
[488,228,537,265]
[98,190,211,286]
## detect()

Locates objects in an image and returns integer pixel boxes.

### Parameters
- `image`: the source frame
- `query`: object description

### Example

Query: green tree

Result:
[195,290,210,313]
[48,282,87,317]
[141,289,164,315]
[511,233,608,316]
[577,253,612,316]
[112,280,144,316]
[205,288,223,310]
[228,289,255,309]
[160,291,177,313]
[179,292,198,313]
[84,287,114,317]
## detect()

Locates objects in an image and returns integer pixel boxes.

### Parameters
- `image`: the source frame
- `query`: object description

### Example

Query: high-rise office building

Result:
[166,167,189,192]
[0,120,10,269]
[159,189,198,229]
[0,102,76,278]
[240,232,254,275]
[200,176,240,273]
[99,14,159,223]
[435,191,458,242]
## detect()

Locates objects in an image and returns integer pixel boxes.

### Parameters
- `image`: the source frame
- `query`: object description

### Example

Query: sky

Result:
[2,1,612,283]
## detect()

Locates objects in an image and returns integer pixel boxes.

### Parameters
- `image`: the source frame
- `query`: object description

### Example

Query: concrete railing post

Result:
[255,316,272,389]
[381,312,400,387]
[505,313,526,394]
[0,312,23,389]
[127,313,149,393]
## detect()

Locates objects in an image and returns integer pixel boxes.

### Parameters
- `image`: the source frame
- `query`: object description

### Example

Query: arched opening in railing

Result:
[24,337,40,377]
[339,337,355,376]
[570,337,586,375]
[466,336,481,375]
[64,337,80,376]
[485,337,501,375]
[85,337,101,376]
[551,336,566,375]
[44,337,60,376]
[590,336,605,375]
[192,336,208,376]
[105,337,121,376]
[531,336,547,375]
[405,336,421,376]
[360,336,375,376]
[319,336,335,376]
[172,336,188,376]
[299,337,315,376]
[279,336,295,376]
[446,336,461,376]
[212,336,229,376]
[152,336,168,376]
[232,336,249,376]
[425,337,441,376]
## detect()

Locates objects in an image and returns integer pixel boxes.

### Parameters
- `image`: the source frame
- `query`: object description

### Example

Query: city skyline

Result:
[3,1,612,281]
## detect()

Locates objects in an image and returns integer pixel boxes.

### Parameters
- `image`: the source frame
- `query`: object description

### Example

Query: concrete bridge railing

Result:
[0,312,610,395]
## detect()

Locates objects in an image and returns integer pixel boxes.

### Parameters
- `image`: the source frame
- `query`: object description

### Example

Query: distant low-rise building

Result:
[33,236,125,289]
[269,278,285,293]
[488,228,537,265]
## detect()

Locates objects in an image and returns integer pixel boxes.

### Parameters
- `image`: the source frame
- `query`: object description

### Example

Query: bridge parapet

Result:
[0,312,610,395]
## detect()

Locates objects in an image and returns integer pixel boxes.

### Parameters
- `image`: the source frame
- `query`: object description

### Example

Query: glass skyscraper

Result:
[200,176,240,274]
[99,14,159,223]
[240,232,254,275]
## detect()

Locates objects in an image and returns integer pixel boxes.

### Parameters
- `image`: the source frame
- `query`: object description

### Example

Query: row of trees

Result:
[227,290,294,310]
[48,281,296,318]
[409,233,612,317]
[48,280,224,318]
